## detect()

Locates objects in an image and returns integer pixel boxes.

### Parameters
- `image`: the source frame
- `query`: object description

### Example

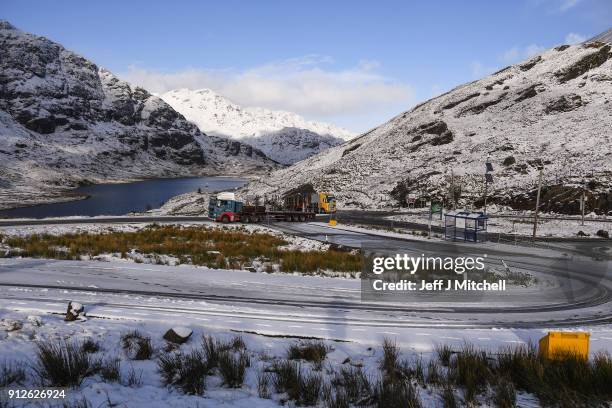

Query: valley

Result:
[0,10,611,408]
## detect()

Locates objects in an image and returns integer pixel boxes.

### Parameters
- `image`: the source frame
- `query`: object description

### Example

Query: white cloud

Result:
[119,55,414,124]
[527,0,586,14]
[565,32,586,44]
[559,0,582,11]
[500,44,545,64]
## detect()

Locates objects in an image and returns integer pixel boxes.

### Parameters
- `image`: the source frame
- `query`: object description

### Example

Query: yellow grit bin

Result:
[539,331,590,360]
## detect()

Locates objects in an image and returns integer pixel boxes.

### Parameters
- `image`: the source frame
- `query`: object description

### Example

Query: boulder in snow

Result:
[1,319,23,332]
[65,301,85,321]
[163,327,193,344]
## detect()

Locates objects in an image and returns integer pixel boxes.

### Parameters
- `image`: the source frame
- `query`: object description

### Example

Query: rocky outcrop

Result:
[555,43,611,83]
[499,185,612,215]
[458,92,507,116]
[342,143,362,157]
[441,92,481,110]
[545,94,584,113]
[502,156,516,166]
[514,84,542,102]
[409,120,454,150]
[519,56,542,72]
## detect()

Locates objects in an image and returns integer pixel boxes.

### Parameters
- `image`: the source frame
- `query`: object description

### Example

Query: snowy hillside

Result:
[244,36,612,214]
[161,88,352,164]
[0,21,277,210]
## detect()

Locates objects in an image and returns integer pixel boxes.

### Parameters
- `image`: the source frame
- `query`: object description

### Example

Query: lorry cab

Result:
[208,192,243,223]
[281,184,336,214]
[318,192,336,214]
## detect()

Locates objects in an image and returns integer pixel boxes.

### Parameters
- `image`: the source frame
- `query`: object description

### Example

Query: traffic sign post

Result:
[428,201,443,238]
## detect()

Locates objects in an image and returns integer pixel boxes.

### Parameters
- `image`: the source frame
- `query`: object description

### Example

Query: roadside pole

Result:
[450,171,455,210]
[484,157,493,215]
[581,186,585,227]
[532,167,543,241]
[484,177,488,214]
[428,200,432,238]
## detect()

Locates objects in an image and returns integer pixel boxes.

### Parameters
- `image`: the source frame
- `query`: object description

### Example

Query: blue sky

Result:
[3,0,610,132]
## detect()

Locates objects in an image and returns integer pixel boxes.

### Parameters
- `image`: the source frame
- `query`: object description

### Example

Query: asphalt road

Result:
[333,210,611,243]
[2,210,608,244]
[379,210,612,223]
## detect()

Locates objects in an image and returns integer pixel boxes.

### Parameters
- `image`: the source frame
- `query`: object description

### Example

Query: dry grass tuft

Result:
[121,330,153,360]
[287,341,329,366]
[35,340,91,387]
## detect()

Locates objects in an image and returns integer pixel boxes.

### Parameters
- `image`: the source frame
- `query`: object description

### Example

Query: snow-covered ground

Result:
[0,216,610,406]
[0,306,580,408]
[0,222,148,239]
[0,268,610,407]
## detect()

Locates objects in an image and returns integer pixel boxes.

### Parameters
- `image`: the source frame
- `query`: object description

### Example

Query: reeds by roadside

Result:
[5,225,363,272]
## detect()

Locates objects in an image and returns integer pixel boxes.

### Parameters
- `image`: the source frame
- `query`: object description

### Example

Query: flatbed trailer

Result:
[240,205,316,223]
[208,196,317,224]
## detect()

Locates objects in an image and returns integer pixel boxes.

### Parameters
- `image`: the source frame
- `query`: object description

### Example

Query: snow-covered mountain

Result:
[0,21,278,209]
[240,127,345,165]
[244,33,612,214]
[160,88,353,164]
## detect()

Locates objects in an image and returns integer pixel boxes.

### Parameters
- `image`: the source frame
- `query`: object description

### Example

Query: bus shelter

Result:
[444,211,488,242]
